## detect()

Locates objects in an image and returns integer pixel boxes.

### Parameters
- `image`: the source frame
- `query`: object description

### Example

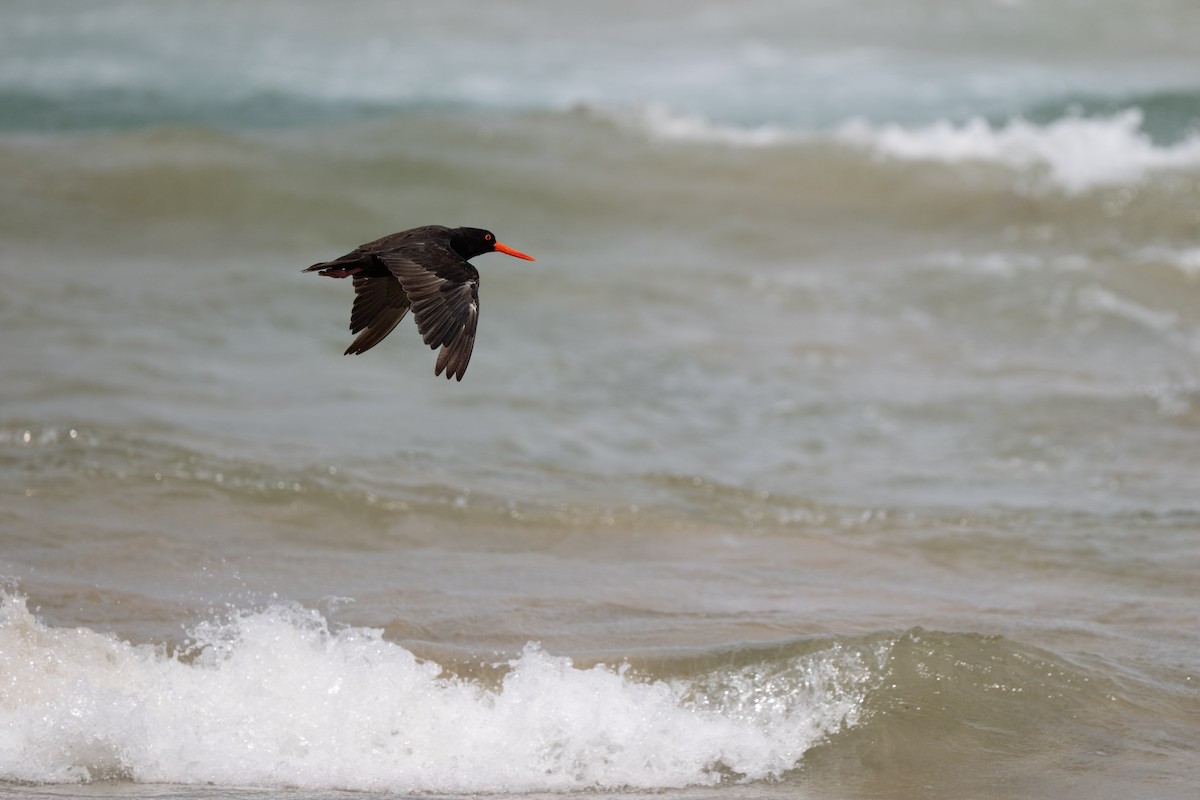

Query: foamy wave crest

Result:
[836,109,1200,193]
[0,594,874,792]
[616,104,1200,193]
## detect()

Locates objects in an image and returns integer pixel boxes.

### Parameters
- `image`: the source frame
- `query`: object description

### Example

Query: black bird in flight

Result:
[305,225,535,380]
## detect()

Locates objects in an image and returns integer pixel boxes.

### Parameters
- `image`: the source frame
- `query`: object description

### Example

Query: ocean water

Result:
[2,1,1199,798]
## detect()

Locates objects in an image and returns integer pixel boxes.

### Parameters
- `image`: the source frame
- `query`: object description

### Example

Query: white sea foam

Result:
[835,110,1200,193]
[0,594,874,792]
[620,104,1200,194]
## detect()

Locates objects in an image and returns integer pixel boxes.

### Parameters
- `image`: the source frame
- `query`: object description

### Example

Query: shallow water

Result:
[2,1,1199,798]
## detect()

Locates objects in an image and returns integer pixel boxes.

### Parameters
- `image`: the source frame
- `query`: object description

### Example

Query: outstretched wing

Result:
[343,273,411,355]
[379,251,480,381]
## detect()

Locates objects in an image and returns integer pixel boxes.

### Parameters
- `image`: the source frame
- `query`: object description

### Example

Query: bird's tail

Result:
[303,253,365,279]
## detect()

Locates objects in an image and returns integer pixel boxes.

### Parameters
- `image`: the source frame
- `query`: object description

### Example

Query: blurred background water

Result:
[1,1,1199,798]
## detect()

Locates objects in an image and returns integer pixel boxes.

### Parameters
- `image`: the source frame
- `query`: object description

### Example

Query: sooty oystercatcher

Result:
[305,225,535,381]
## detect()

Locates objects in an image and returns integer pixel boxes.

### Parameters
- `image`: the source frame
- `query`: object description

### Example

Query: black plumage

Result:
[305,225,534,380]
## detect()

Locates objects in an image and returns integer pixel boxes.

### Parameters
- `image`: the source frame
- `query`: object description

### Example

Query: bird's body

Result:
[304,225,534,380]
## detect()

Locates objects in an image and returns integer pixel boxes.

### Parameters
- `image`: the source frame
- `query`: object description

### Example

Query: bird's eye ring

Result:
[485,233,493,241]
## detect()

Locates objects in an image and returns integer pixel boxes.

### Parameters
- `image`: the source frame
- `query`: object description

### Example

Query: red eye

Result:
[485,234,493,241]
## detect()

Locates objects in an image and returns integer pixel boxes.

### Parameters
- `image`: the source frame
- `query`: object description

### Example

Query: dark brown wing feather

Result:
[343,273,411,355]
[379,250,480,381]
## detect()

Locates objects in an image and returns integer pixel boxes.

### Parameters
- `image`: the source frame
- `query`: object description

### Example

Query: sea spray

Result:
[0,594,875,792]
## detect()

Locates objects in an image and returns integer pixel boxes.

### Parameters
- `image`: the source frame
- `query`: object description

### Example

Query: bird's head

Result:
[450,227,536,262]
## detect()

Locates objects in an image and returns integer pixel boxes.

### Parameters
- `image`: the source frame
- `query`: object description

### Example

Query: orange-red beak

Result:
[493,241,535,261]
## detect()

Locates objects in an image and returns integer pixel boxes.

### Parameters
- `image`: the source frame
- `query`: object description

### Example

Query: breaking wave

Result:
[617,104,1200,193]
[0,593,875,792]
